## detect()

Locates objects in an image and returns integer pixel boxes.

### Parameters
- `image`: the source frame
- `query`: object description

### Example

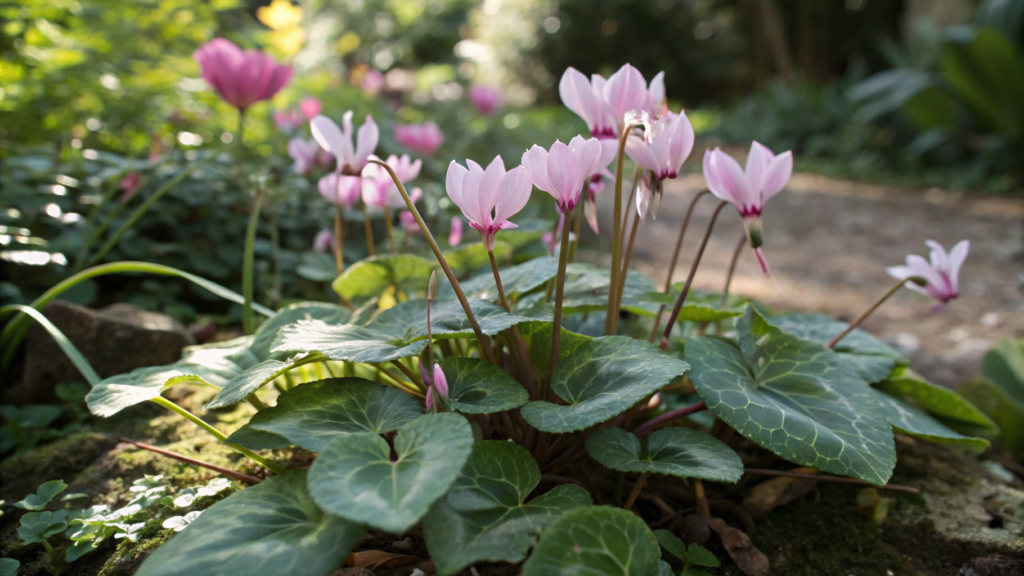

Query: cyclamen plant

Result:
[2,59,996,576]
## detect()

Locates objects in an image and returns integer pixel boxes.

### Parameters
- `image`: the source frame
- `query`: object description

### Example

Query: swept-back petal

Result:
[760,150,792,201]
[648,71,665,111]
[603,64,649,128]
[354,115,379,165]
[522,145,553,192]
[946,240,970,292]
[310,115,346,161]
[494,165,532,222]
[625,135,659,172]
[571,137,603,179]
[547,141,582,205]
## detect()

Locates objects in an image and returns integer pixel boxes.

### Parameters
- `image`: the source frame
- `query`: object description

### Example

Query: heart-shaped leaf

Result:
[15,479,68,510]
[878,365,997,434]
[521,506,661,576]
[223,425,292,451]
[521,334,689,433]
[586,427,743,482]
[252,302,351,360]
[86,337,258,417]
[246,379,423,452]
[869,388,989,452]
[442,241,511,273]
[135,470,364,576]
[517,264,660,316]
[205,355,323,409]
[767,313,905,384]
[308,412,474,534]
[422,441,591,575]
[332,254,435,301]
[687,307,896,485]
[271,322,426,364]
[460,256,559,299]
[366,299,536,342]
[437,357,529,414]
[0,559,19,576]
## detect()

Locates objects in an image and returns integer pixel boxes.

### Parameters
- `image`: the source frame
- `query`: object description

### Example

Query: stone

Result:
[9,301,193,405]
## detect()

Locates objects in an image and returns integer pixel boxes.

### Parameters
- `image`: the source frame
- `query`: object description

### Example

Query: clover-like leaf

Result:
[878,365,997,434]
[767,313,904,384]
[308,412,474,534]
[245,379,423,452]
[522,506,661,576]
[270,322,426,364]
[461,256,560,300]
[654,529,689,563]
[222,425,293,451]
[251,302,351,360]
[869,388,989,452]
[15,479,67,510]
[17,511,68,544]
[367,299,537,341]
[437,357,529,414]
[332,254,436,300]
[586,427,742,483]
[422,441,591,575]
[86,337,258,417]
[135,471,363,576]
[205,354,322,409]
[687,306,896,485]
[66,538,102,562]
[521,335,689,433]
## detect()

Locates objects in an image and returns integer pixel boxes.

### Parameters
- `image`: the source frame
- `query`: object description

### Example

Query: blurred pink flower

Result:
[559,65,663,138]
[469,85,502,116]
[311,112,378,175]
[399,210,421,235]
[394,122,445,155]
[193,38,292,111]
[522,136,604,213]
[313,229,335,252]
[274,109,303,132]
[317,172,361,209]
[625,110,694,181]
[887,240,969,307]
[446,156,532,251]
[448,217,463,247]
[703,142,793,275]
[287,137,319,174]
[362,69,384,95]
[118,172,142,202]
[300,97,322,120]
[361,154,422,208]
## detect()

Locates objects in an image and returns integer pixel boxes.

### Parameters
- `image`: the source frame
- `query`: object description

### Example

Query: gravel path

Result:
[594,172,1024,387]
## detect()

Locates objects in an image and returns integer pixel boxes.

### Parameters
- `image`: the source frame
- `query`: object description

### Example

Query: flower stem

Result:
[648,189,710,342]
[488,250,537,398]
[615,198,642,310]
[150,396,285,474]
[608,167,643,335]
[660,201,729,351]
[333,203,345,275]
[694,479,709,516]
[623,471,651,511]
[633,401,706,438]
[551,205,575,375]
[242,189,265,335]
[605,126,633,336]
[369,159,495,362]
[827,276,916,348]
[119,437,261,484]
[568,206,583,262]
[361,201,376,256]
[383,206,395,253]
[721,233,747,309]
[391,358,424,390]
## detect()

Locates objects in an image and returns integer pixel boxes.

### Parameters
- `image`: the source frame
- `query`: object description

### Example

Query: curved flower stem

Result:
[648,189,710,342]
[633,401,706,438]
[660,201,729,351]
[827,276,918,348]
[623,471,651,511]
[615,198,642,314]
[608,166,642,335]
[383,206,395,253]
[390,359,424,391]
[550,205,575,375]
[361,201,376,256]
[694,479,710,516]
[720,233,747,309]
[333,203,345,275]
[377,366,425,397]
[369,159,495,363]
[568,207,583,262]
[604,126,633,336]
[150,396,285,474]
[242,189,265,335]
[488,251,537,397]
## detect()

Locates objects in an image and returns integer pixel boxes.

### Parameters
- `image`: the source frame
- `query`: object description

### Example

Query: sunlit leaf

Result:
[442,241,511,274]
[332,254,435,301]
[460,256,559,300]
[271,322,425,364]
[366,298,537,341]
[251,302,351,360]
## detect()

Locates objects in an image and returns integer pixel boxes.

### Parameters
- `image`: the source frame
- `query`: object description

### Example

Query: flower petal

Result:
[310,115,346,162]
[522,145,553,192]
[494,165,533,223]
[760,150,792,201]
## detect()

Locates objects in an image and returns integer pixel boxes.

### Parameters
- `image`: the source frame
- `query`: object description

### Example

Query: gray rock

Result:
[8,301,193,405]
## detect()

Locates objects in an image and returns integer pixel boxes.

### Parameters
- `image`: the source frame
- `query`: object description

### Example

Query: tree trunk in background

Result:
[754,0,796,85]
[902,0,972,42]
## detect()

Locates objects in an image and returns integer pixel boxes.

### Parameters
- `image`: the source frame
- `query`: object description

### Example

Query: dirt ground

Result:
[597,171,1024,387]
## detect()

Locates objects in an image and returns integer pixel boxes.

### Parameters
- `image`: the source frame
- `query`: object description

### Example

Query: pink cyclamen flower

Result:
[559,65,664,139]
[310,112,378,175]
[300,97,322,120]
[313,229,334,253]
[400,210,421,235]
[469,85,502,116]
[287,137,320,175]
[394,122,445,155]
[446,156,532,251]
[193,38,292,111]
[887,240,969,307]
[274,109,302,132]
[118,172,142,202]
[361,154,422,208]
[361,69,384,95]
[625,111,694,181]
[703,142,793,275]
[522,136,604,213]
[317,172,361,209]
[449,217,463,247]
[422,363,449,410]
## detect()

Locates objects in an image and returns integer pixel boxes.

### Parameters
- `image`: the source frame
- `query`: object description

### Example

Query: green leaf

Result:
[460,256,559,299]
[941,28,1024,136]
[585,427,742,483]
[659,560,674,576]
[958,379,1024,457]
[15,479,67,510]
[687,306,896,485]
[521,335,689,433]
[653,529,688,562]
[251,302,351,360]
[0,558,19,576]
[438,357,529,414]
[246,379,423,452]
[869,388,989,452]
[17,511,68,544]
[982,338,1024,407]
[442,241,511,274]
[135,471,363,576]
[86,337,258,417]
[0,305,100,386]
[521,506,661,576]
[270,322,426,364]
[518,265,660,316]
[296,251,338,282]
[332,254,435,301]
[767,313,904,384]
[674,304,741,323]
[367,299,537,341]
[422,441,591,575]
[204,357,319,410]
[222,425,292,451]
[686,543,719,568]
[878,365,997,434]
[308,412,474,534]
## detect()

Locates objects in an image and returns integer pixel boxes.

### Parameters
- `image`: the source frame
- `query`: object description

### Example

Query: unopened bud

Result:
[427,270,437,301]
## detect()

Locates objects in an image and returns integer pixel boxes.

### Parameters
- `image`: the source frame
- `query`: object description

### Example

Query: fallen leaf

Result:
[346,550,422,570]
[742,470,818,518]
[708,517,770,576]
